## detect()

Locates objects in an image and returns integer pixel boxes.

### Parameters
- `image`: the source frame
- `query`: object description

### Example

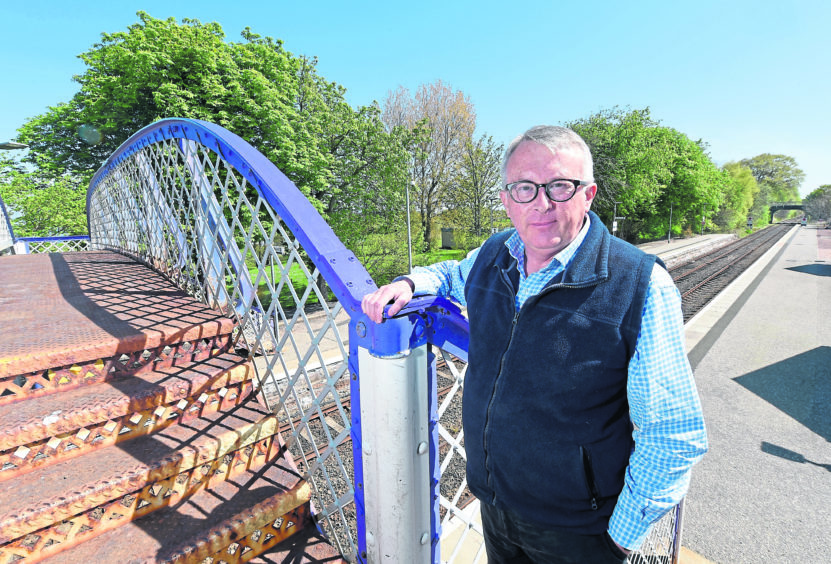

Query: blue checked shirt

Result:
[407,216,708,550]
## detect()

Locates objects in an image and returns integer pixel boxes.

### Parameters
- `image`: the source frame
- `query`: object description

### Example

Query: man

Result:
[362,125,707,563]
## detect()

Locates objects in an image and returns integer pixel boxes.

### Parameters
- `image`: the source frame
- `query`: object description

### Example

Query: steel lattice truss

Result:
[86,133,357,559]
[22,238,91,253]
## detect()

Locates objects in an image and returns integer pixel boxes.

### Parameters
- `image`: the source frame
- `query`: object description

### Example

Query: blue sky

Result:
[2,0,828,196]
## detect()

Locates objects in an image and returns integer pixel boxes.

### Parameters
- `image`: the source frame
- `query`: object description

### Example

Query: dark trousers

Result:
[480,502,628,564]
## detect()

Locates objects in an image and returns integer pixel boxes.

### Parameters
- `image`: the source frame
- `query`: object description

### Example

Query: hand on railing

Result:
[360,278,414,323]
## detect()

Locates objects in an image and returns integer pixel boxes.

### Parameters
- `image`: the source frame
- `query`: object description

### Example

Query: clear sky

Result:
[1,0,828,196]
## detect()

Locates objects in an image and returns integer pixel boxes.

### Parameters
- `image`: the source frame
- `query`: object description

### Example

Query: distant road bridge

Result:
[769,201,803,221]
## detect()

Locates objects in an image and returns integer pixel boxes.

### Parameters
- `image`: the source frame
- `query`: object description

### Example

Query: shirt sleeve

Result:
[607,263,709,550]
[404,247,481,307]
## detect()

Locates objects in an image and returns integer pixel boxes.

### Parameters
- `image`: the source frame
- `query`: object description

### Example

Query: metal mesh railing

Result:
[86,119,364,559]
[432,347,487,563]
[17,236,90,254]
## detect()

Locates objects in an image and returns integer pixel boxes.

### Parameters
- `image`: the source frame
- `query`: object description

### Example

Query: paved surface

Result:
[681,225,831,563]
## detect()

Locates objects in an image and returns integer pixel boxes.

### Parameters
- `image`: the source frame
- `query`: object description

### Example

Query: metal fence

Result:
[86,119,371,559]
[15,235,91,254]
[0,193,91,255]
[82,118,684,564]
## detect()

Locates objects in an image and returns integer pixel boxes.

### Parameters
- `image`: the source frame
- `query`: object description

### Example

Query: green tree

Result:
[803,184,831,221]
[443,134,504,243]
[323,101,417,282]
[0,156,88,237]
[567,107,724,241]
[14,12,413,279]
[18,13,330,201]
[739,154,804,223]
[718,163,759,231]
[383,80,476,249]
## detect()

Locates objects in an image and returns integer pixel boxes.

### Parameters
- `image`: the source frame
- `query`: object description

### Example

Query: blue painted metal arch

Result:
[87,118,376,314]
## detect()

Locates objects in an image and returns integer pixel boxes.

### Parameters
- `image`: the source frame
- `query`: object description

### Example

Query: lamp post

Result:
[667,202,674,244]
[612,201,621,236]
[406,181,414,273]
[0,141,28,150]
[701,205,706,236]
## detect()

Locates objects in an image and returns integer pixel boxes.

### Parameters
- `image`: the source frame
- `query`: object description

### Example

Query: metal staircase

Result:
[0,251,342,563]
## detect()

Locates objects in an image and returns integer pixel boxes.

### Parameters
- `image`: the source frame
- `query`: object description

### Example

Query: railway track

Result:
[671,222,795,321]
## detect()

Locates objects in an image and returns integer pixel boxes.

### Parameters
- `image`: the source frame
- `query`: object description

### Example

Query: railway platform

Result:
[681,223,830,563]
[638,233,736,269]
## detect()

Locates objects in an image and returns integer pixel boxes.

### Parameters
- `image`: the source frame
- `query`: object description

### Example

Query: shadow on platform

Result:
[760,441,831,471]
[785,264,831,277]
[734,346,831,442]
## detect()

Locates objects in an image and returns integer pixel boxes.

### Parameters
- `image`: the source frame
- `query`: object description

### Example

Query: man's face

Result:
[500,141,597,266]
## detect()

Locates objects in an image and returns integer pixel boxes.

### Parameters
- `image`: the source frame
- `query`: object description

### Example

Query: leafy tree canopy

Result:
[567,107,724,240]
[13,11,415,275]
[17,12,410,216]
[738,153,804,223]
[0,155,87,237]
[803,184,831,221]
[383,80,476,249]
[717,163,759,230]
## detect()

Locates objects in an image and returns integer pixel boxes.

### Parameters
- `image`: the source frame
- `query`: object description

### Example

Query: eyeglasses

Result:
[504,179,588,203]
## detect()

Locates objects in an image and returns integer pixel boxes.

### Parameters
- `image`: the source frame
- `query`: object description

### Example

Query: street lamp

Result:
[0,141,28,150]
[406,181,414,273]
[667,202,675,244]
[612,201,622,236]
[701,205,707,236]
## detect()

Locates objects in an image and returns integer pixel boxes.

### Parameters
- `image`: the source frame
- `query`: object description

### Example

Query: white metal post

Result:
[358,345,432,564]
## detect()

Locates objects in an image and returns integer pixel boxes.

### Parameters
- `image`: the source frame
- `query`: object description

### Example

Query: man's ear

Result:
[583,183,598,209]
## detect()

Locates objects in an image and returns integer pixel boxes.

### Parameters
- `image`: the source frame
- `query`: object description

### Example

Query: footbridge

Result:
[0,119,683,563]
[769,201,803,221]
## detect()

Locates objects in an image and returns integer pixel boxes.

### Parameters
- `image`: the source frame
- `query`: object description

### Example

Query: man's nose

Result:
[532,186,552,210]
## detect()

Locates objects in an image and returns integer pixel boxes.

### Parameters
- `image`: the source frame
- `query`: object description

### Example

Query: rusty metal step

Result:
[0,397,283,545]
[0,333,234,407]
[5,454,312,563]
[0,252,342,562]
[0,398,305,563]
[249,525,347,564]
[0,352,255,479]
[0,251,236,379]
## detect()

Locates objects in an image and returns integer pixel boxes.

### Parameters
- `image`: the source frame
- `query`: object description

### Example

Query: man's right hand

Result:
[361,279,414,324]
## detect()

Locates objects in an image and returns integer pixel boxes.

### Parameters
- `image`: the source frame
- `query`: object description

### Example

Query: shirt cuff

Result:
[607,485,656,550]
[402,270,441,295]
[391,275,415,292]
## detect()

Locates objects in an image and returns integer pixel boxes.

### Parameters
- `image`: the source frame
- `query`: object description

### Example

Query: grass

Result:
[234,257,324,312]
[234,246,469,312]
[413,248,468,266]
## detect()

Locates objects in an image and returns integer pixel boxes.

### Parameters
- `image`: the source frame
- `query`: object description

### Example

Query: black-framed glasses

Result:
[504,179,588,203]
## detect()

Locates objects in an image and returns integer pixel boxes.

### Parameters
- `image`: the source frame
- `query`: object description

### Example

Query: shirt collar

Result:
[504,213,592,276]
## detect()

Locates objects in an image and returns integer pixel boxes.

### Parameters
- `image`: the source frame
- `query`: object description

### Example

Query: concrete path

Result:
[681,225,831,563]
